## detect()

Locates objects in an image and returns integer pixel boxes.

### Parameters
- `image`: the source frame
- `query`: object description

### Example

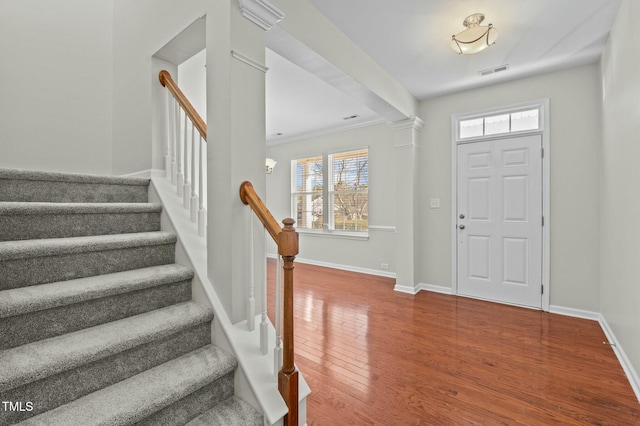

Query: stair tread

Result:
[18,345,236,426]
[0,201,162,215]
[0,264,193,318]
[186,396,263,426]
[0,301,214,391]
[0,231,176,261]
[0,168,150,186]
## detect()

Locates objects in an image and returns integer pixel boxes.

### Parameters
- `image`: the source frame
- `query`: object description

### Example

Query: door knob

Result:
[458,224,465,230]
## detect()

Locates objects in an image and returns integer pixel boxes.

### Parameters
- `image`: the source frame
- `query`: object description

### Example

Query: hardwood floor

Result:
[267,259,640,425]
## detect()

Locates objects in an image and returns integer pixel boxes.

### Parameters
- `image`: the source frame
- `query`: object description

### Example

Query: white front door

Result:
[457,135,542,308]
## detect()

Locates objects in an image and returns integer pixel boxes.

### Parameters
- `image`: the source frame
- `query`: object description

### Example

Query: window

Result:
[291,155,323,230]
[459,108,540,139]
[292,149,368,234]
[329,149,368,232]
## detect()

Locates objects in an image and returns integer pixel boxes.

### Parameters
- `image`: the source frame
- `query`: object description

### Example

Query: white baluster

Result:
[171,99,178,185]
[198,134,206,237]
[260,239,269,355]
[247,213,256,331]
[190,128,198,222]
[176,112,185,197]
[274,255,283,376]
[183,123,193,209]
[164,91,171,178]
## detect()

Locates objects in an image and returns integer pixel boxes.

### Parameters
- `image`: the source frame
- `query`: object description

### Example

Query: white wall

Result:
[600,0,640,381]
[418,64,602,311]
[178,49,207,122]
[0,0,113,175]
[266,123,397,275]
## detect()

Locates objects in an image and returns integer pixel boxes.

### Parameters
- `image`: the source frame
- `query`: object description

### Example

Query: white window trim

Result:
[450,99,550,312]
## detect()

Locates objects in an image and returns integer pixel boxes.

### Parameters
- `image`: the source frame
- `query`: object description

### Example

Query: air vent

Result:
[478,64,509,77]
[342,114,360,120]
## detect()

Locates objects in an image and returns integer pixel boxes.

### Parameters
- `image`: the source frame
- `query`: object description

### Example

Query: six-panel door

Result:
[457,135,543,308]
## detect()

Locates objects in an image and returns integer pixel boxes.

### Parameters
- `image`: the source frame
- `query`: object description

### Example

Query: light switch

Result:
[430,198,440,208]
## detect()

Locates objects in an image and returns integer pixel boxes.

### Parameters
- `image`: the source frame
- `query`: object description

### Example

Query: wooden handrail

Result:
[239,180,299,426]
[159,70,207,140]
[239,181,282,243]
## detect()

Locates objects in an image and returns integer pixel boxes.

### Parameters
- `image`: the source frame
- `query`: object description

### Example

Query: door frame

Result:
[450,99,550,311]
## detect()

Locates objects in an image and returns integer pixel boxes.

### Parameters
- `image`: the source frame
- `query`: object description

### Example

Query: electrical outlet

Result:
[381,263,389,270]
[430,198,440,208]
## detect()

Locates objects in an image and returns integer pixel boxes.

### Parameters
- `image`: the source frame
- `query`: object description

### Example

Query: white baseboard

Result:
[549,305,601,321]
[118,169,153,178]
[550,305,640,403]
[418,283,454,295]
[266,253,396,279]
[393,283,453,295]
[598,315,640,403]
[393,284,419,294]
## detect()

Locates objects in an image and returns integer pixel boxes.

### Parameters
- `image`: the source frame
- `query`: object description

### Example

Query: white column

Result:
[392,117,424,294]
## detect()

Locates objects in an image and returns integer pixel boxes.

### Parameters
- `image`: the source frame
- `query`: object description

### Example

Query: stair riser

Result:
[0,244,175,290]
[0,179,148,203]
[1,280,192,350]
[1,322,212,424]
[136,373,235,426]
[0,212,161,241]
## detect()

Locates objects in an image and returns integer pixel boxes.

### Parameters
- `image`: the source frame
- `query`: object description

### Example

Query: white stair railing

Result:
[159,71,207,237]
[160,72,295,420]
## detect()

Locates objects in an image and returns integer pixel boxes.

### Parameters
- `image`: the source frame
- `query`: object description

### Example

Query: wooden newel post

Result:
[279,218,299,426]
[239,181,300,425]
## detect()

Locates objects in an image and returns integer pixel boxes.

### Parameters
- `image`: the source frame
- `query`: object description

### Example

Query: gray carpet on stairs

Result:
[0,168,149,203]
[0,168,263,425]
[0,202,163,240]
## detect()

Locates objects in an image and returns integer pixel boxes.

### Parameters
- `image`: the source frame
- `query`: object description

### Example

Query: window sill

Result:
[297,229,369,241]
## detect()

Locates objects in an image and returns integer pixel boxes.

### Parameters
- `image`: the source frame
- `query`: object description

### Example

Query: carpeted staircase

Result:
[0,169,263,425]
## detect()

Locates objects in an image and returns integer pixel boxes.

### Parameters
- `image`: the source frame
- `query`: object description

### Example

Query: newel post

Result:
[278,218,298,426]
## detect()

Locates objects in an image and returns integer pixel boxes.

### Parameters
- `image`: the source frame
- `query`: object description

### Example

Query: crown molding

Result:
[237,0,284,31]
[390,116,425,132]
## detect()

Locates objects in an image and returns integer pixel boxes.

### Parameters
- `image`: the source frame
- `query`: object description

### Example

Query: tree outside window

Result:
[292,149,368,233]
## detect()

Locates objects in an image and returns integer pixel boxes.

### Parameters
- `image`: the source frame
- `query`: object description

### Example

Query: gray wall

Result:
[0,0,113,174]
[267,65,604,312]
[600,0,640,382]
[112,0,208,175]
[266,123,397,275]
[417,64,603,311]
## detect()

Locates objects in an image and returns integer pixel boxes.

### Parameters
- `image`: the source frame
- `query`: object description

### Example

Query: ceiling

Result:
[266,0,621,143]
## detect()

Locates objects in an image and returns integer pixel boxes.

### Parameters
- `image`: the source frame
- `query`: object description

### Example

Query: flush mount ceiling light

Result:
[451,13,499,55]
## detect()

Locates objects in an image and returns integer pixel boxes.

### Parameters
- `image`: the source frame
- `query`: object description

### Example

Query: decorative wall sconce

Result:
[266,158,277,174]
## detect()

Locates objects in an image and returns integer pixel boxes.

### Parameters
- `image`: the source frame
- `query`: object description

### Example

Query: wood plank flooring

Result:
[267,259,640,425]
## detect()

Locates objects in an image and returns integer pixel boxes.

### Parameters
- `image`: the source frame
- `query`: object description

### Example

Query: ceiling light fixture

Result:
[451,13,498,55]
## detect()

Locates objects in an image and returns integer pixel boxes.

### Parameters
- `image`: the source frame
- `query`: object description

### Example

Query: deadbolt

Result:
[459,214,465,219]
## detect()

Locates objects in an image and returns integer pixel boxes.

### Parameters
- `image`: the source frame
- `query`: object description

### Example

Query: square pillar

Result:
[392,117,424,294]
[206,0,283,323]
